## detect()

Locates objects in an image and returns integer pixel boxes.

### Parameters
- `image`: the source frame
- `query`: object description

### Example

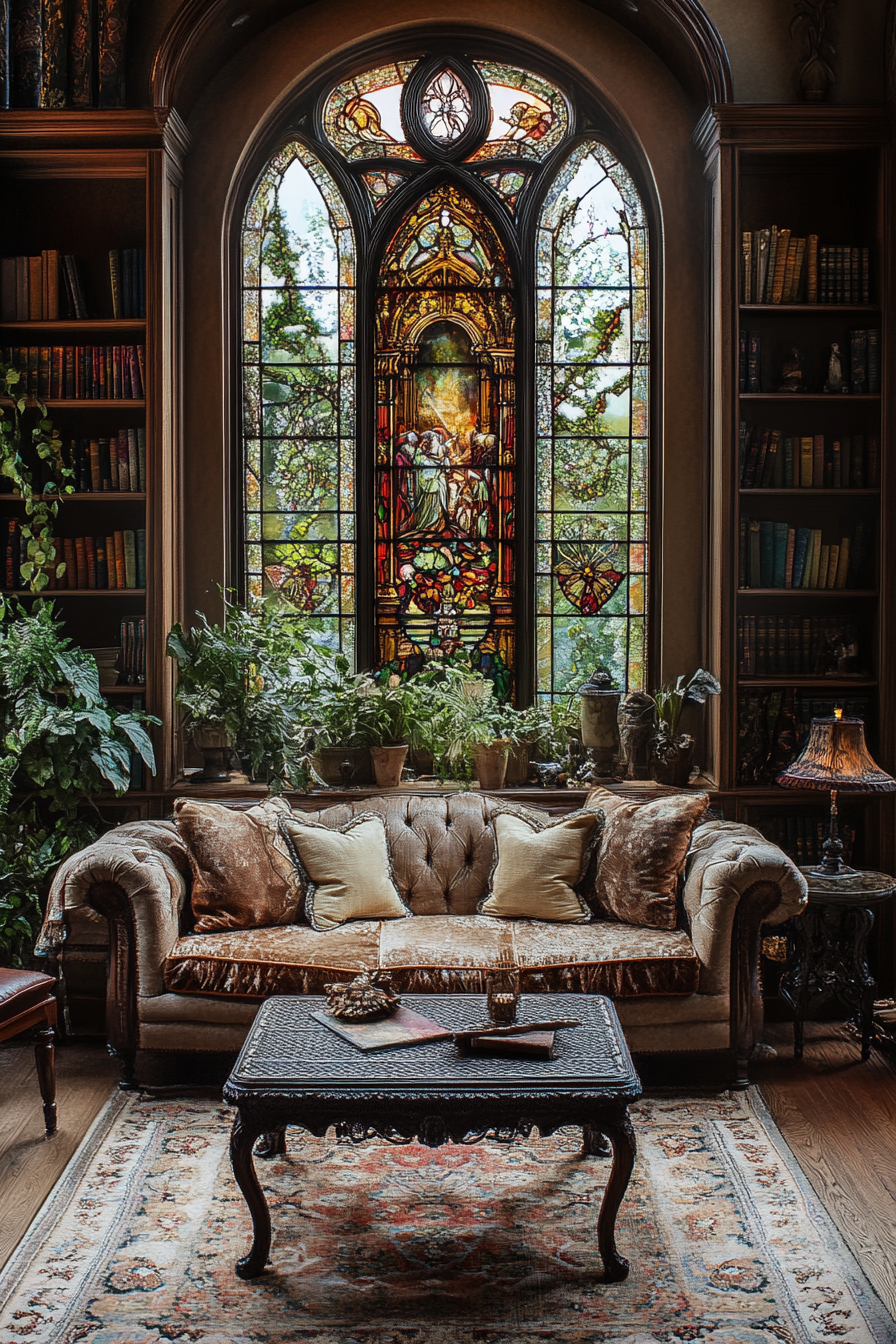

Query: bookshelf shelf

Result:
[738,677,878,689]
[0,320,146,333]
[0,493,146,502]
[739,304,880,315]
[739,488,879,497]
[737,589,877,598]
[0,398,145,409]
[739,393,881,402]
[1,589,146,597]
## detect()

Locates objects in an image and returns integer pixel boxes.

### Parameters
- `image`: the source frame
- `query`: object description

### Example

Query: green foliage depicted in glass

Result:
[535,141,648,697]
[242,142,355,652]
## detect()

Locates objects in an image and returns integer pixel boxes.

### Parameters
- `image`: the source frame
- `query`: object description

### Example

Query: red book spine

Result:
[85,535,97,588]
[75,536,88,589]
[64,346,74,398]
[69,0,94,107]
[50,346,64,400]
[113,530,126,588]
[63,538,76,589]
[98,0,130,109]
[136,344,145,398]
[112,345,122,400]
[117,429,130,490]
[106,535,117,588]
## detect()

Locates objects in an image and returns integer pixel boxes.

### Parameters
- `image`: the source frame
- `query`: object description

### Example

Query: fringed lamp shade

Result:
[777,714,895,878]
[777,717,896,793]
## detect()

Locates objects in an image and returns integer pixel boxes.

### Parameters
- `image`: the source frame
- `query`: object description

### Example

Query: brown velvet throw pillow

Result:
[583,786,709,930]
[174,796,302,934]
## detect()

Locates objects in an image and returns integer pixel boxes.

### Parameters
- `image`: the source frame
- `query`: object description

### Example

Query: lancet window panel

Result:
[535,141,649,699]
[242,141,356,655]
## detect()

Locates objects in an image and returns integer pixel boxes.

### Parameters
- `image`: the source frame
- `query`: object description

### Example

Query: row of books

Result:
[737,690,874,786]
[741,228,871,305]
[3,519,146,590]
[757,811,855,868]
[0,0,129,110]
[117,618,146,686]
[0,250,146,322]
[739,518,870,591]
[737,616,863,679]
[66,430,146,494]
[738,329,881,394]
[0,345,145,400]
[739,425,879,489]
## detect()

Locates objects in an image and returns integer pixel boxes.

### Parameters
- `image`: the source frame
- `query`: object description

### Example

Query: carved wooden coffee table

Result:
[224,992,641,1282]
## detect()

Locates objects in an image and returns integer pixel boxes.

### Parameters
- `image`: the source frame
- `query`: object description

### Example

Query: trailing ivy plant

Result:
[0,603,159,965]
[0,361,74,591]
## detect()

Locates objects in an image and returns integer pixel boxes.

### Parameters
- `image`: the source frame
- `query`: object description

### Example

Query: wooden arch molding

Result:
[150,0,732,116]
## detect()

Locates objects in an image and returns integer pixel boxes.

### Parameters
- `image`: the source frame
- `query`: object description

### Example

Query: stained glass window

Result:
[374,185,515,692]
[242,142,356,653]
[536,142,648,696]
[242,54,650,701]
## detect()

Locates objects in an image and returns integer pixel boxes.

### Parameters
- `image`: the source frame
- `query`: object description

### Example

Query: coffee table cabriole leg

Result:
[589,1110,637,1282]
[230,1111,272,1279]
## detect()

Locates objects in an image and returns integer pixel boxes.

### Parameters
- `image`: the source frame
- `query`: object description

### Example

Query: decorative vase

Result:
[473,740,511,790]
[578,671,621,775]
[312,746,374,787]
[503,743,530,786]
[649,733,696,787]
[191,727,234,783]
[370,744,408,789]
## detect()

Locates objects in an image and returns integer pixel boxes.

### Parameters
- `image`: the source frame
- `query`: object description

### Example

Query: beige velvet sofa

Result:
[37,791,807,1089]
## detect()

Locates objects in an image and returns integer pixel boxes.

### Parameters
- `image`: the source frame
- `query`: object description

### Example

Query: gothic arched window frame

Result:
[236,36,657,702]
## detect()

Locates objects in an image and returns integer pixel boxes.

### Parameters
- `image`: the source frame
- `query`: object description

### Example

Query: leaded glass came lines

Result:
[242,142,356,654]
[535,142,648,697]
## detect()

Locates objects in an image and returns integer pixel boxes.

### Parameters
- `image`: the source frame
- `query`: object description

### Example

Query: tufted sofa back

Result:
[299,792,545,916]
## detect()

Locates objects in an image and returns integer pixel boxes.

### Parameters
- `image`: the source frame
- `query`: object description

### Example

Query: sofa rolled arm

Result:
[683,820,808,1086]
[37,822,191,1086]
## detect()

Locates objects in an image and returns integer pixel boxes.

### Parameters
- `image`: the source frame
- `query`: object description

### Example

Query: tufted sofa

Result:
[37,791,807,1089]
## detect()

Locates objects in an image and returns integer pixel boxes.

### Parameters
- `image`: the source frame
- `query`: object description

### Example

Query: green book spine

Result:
[772,521,788,588]
[792,528,811,588]
[759,520,775,588]
[123,528,136,589]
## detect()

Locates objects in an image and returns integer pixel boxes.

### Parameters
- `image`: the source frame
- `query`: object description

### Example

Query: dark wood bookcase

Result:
[697,106,895,990]
[0,110,189,806]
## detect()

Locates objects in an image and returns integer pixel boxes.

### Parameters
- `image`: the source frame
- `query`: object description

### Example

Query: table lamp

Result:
[776,710,896,879]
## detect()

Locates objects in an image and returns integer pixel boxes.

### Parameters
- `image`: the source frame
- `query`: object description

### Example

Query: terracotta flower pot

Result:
[370,744,408,790]
[473,740,511,791]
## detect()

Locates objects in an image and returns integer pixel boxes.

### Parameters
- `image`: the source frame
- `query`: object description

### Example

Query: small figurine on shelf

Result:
[778,347,806,393]
[823,341,847,394]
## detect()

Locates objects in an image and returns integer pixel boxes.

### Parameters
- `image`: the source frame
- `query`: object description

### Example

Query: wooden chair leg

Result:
[34,1028,57,1137]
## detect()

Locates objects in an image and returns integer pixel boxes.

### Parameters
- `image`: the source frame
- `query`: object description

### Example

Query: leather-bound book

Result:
[84,534,97,587]
[127,428,139,492]
[123,528,136,588]
[74,535,88,588]
[68,0,93,106]
[97,0,129,108]
[12,0,40,107]
[0,0,10,109]
[95,538,108,589]
[113,529,126,588]
[135,528,145,588]
[63,537,76,589]
[117,427,130,490]
[770,228,790,303]
[28,255,41,319]
[806,234,818,303]
[136,427,145,490]
[41,0,67,107]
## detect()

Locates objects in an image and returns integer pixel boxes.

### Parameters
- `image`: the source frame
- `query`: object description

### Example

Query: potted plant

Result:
[411,668,522,790]
[517,698,580,781]
[167,597,330,790]
[0,600,158,966]
[356,674,429,789]
[650,668,721,787]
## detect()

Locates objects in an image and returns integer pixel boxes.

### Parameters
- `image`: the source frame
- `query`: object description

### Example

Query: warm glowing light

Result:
[834,707,843,720]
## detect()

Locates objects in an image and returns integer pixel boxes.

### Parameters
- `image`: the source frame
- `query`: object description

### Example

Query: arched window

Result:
[240,52,650,697]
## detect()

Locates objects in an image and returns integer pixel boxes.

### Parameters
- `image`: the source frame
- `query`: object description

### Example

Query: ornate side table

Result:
[779,868,896,1061]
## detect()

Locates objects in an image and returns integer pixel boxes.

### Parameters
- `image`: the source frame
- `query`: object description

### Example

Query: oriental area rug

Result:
[0,1090,892,1344]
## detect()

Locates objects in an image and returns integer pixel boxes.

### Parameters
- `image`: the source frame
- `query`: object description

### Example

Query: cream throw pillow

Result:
[279,813,411,932]
[478,811,596,922]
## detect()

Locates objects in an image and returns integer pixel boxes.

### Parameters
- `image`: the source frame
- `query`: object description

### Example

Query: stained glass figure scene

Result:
[242,142,356,652]
[535,140,648,696]
[420,68,473,142]
[375,185,515,689]
[480,169,527,211]
[360,170,408,210]
[323,61,420,161]
[472,62,568,161]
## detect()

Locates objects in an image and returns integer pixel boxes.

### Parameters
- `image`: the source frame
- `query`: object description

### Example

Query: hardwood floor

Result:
[754,1021,896,1321]
[0,1025,894,1322]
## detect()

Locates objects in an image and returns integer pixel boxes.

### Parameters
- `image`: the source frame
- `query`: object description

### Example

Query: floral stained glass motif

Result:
[420,69,473,142]
[375,184,515,691]
[471,62,568,162]
[535,141,648,696]
[322,61,420,161]
[360,171,407,210]
[242,141,356,652]
[480,169,527,211]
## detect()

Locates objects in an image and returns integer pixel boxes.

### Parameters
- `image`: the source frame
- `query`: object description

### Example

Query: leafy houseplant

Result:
[650,668,721,786]
[167,597,335,791]
[0,602,158,965]
[353,674,431,788]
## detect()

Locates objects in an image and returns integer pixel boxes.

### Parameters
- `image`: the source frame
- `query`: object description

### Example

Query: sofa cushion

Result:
[583,786,710,930]
[163,922,381,998]
[279,813,411,931]
[293,793,545,916]
[173,796,300,934]
[478,811,596,922]
[162,916,700,1001]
